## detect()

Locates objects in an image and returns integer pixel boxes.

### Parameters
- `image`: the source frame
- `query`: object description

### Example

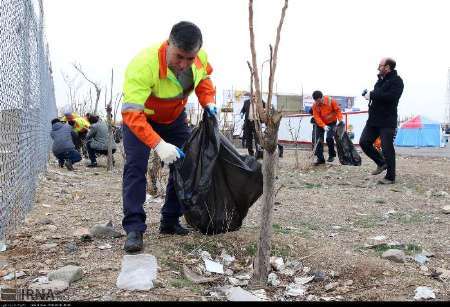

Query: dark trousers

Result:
[122,112,191,234]
[54,149,81,166]
[244,120,261,156]
[359,125,396,181]
[73,131,87,152]
[86,142,116,163]
[315,122,337,161]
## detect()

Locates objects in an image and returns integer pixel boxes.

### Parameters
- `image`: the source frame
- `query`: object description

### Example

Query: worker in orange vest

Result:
[311,90,343,165]
[121,21,216,253]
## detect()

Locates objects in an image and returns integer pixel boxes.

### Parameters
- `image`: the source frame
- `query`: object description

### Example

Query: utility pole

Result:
[447,68,450,123]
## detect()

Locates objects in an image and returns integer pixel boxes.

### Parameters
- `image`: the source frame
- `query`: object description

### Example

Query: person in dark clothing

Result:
[311,91,344,165]
[359,57,404,184]
[50,118,81,171]
[85,115,117,167]
[240,95,262,157]
[309,107,317,150]
[240,96,283,158]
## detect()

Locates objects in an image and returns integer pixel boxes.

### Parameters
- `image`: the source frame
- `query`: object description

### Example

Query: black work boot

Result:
[371,164,387,175]
[313,159,325,166]
[159,222,189,236]
[327,156,335,162]
[65,160,74,171]
[124,231,143,253]
[87,161,98,168]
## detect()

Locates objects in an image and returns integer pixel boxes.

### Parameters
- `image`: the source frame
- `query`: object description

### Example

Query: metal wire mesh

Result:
[0,0,57,239]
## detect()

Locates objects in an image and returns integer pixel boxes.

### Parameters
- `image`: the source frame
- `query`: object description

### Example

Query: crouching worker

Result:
[85,115,117,167]
[50,118,81,171]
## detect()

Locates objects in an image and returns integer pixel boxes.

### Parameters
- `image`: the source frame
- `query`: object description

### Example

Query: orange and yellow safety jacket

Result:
[61,113,90,134]
[122,41,216,149]
[312,96,343,128]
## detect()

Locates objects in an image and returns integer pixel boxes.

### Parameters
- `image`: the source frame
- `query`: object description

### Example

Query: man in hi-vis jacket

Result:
[121,21,217,253]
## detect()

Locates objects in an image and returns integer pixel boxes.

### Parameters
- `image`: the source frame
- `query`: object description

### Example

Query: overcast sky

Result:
[44,0,450,122]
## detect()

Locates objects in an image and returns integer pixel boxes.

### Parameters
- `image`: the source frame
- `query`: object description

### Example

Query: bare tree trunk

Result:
[106,69,114,170]
[249,0,289,285]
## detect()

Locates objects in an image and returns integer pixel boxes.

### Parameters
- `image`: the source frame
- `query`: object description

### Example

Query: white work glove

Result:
[154,140,184,165]
[324,126,330,132]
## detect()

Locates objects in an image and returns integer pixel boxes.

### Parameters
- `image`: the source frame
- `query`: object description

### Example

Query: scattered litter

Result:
[250,289,268,301]
[414,254,429,265]
[0,242,6,252]
[270,256,285,271]
[294,275,314,285]
[3,271,26,281]
[220,250,235,266]
[414,286,435,300]
[32,276,49,284]
[228,277,248,286]
[285,283,307,297]
[183,265,219,284]
[324,282,339,292]
[98,243,112,250]
[203,258,224,274]
[267,273,280,287]
[200,250,212,260]
[225,286,262,301]
[116,254,158,290]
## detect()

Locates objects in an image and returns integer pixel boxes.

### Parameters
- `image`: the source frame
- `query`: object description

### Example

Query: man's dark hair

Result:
[385,58,396,70]
[169,21,203,52]
[312,90,323,100]
[89,115,99,124]
[51,118,60,125]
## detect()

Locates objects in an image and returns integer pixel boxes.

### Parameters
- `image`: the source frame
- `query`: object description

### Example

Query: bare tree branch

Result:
[248,0,267,124]
[73,63,101,115]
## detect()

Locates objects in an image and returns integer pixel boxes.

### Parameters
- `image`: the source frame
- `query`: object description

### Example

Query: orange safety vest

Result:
[312,96,343,128]
[121,41,215,148]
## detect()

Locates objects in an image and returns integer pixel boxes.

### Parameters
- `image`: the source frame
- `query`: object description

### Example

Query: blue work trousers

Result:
[122,112,191,233]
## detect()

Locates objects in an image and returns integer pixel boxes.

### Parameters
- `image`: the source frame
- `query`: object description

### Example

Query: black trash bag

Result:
[334,122,361,166]
[173,113,263,235]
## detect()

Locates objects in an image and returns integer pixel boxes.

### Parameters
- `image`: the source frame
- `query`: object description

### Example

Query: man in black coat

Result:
[241,95,262,157]
[360,58,404,184]
[240,95,283,158]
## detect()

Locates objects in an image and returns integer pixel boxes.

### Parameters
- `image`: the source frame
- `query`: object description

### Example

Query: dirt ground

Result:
[1,144,449,302]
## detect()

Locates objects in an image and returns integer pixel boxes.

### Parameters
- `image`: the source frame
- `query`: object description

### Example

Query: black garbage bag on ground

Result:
[173,113,263,235]
[334,122,361,166]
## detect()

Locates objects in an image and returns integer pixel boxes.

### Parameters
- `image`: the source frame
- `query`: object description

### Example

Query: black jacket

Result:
[241,98,265,121]
[367,70,404,128]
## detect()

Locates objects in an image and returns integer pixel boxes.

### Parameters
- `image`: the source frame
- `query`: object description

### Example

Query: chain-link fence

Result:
[0,0,57,239]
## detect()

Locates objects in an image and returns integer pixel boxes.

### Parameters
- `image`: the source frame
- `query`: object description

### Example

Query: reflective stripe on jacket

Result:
[312,96,343,128]
[122,41,216,148]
